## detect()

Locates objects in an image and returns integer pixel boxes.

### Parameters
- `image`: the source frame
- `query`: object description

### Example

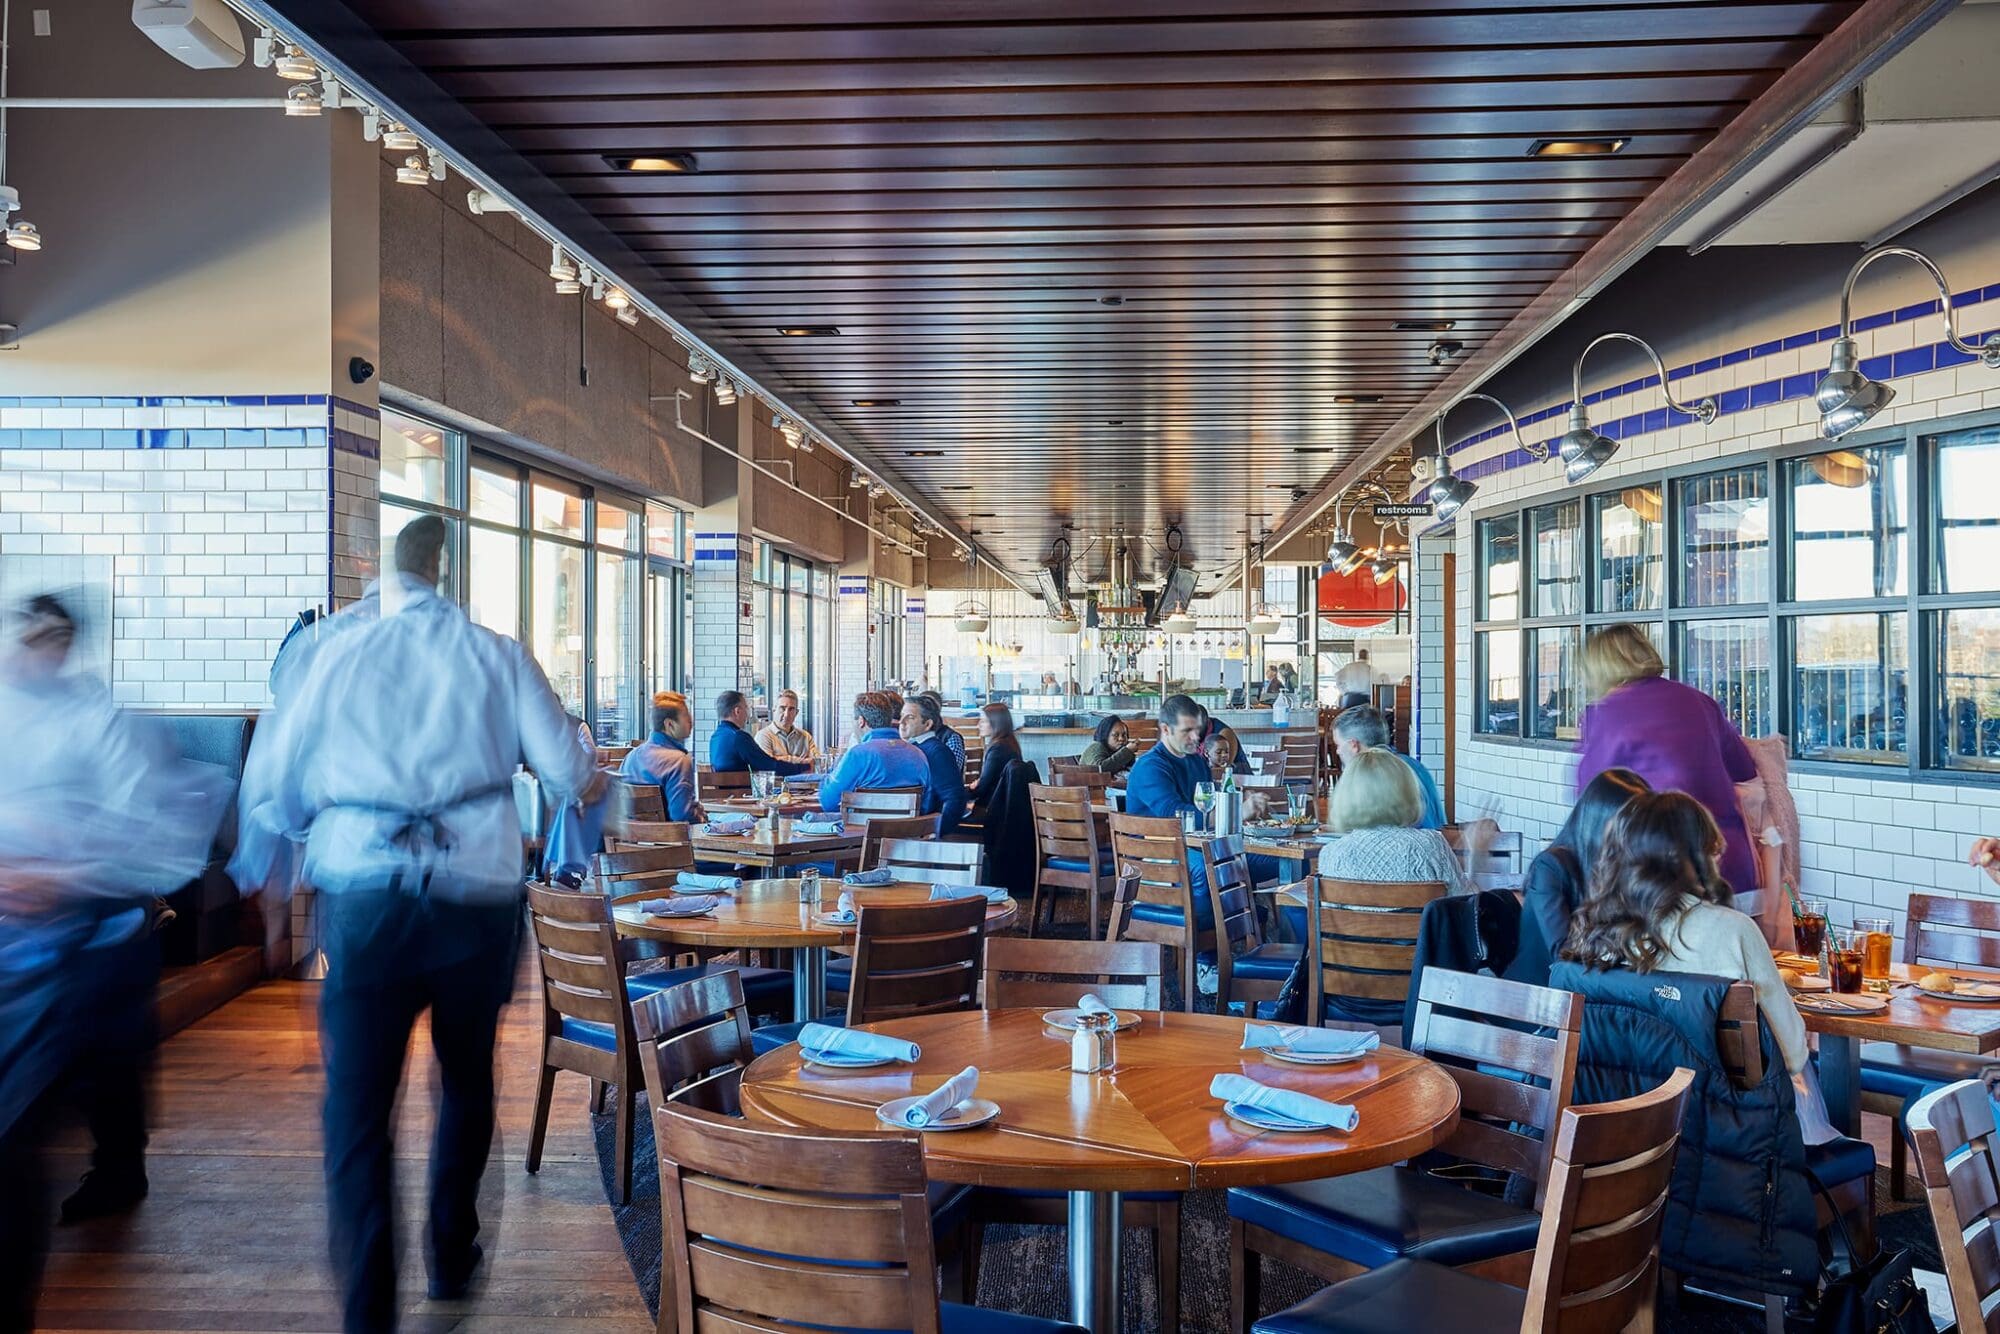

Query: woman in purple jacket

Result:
[1574,623,1761,899]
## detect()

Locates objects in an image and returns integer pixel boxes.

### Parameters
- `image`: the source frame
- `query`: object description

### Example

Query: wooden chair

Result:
[969,937,1179,1327]
[1028,782,1111,939]
[1241,744,1282,778]
[695,764,750,797]
[1202,835,1300,1019]
[961,739,986,788]
[606,819,694,852]
[1907,1079,2000,1334]
[1051,767,1118,795]
[593,847,792,1021]
[1230,969,1585,1330]
[1305,875,1449,1037]
[846,897,989,1026]
[1243,1066,1694,1334]
[594,844,694,897]
[597,744,635,767]
[1442,821,1524,876]
[1107,811,1212,1011]
[619,780,666,824]
[1280,731,1320,789]
[1863,892,2000,1197]
[841,786,925,824]
[860,812,942,870]
[631,968,754,1125]
[875,836,986,886]
[1047,753,1083,771]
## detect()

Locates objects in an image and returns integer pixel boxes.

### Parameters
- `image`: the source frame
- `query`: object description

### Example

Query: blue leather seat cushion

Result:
[941,1305,1086,1334]
[749,1014,843,1056]
[1228,1165,1540,1270]
[558,1015,618,1052]
[1804,1134,1876,1187]
[1198,943,1301,981]
[625,961,791,1007]
[1251,1257,1521,1334]
[1047,855,1112,876]
[1858,1042,1986,1102]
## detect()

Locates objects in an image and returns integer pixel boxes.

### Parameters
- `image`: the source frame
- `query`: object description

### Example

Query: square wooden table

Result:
[690,822,864,872]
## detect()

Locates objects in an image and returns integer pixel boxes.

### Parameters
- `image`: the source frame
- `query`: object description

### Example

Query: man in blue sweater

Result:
[899,694,966,834]
[709,690,809,778]
[1125,694,1283,927]
[820,691,932,813]
[620,692,706,823]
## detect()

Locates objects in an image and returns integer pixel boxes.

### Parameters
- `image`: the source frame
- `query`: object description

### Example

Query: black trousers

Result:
[318,890,519,1334]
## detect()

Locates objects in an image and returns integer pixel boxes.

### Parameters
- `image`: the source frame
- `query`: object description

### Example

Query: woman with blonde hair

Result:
[1575,622,1761,899]
[1316,747,1469,892]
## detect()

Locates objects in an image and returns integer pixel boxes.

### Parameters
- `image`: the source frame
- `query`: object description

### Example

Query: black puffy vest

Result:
[1548,963,1819,1296]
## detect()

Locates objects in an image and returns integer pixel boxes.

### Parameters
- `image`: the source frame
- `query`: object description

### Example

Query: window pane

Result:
[1595,485,1663,613]
[1677,617,1771,739]
[645,503,681,561]
[1677,466,1770,607]
[530,475,586,540]
[1530,626,1582,741]
[469,459,519,526]
[467,525,519,639]
[596,496,640,552]
[1477,516,1521,621]
[788,589,809,696]
[595,551,639,743]
[1789,612,1907,764]
[1786,444,1907,601]
[1935,607,2000,772]
[1476,629,1522,736]
[753,584,771,715]
[1530,499,1582,617]
[1932,424,2000,594]
[531,539,586,716]
[379,411,452,505]
[379,503,454,591]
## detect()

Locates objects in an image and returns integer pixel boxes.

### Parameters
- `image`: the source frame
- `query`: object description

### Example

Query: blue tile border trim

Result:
[0,393,329,408]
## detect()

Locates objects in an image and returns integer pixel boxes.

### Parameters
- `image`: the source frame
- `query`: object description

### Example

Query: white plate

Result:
[1917,981,2000,1003]
[813,912,858,927]
[875,1096,1001,1132]
[1224,1101,1346,1133]
[801,1047,897,1069]
[1261,1045,1372,1067]
[1794,992,1888,1015]
[1781,972,1831,992]
[1042,1008,1142,1032]
[644,908,715,921]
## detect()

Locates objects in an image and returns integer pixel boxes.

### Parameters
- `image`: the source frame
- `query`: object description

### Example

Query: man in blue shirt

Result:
[1332,704,1444,829]
[1125,695,1282,927]
[899,694,966,834]
[621,691,705,824]
[820,691,932,813]
[709,690,809,778]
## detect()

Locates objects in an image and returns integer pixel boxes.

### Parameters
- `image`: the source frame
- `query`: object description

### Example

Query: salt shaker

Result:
[1069,1011,1116,1073]
[799,865,821,905]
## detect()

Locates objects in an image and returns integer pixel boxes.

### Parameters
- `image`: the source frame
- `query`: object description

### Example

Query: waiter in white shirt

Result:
[1335,648,1378,702]
[235,516,601,1332]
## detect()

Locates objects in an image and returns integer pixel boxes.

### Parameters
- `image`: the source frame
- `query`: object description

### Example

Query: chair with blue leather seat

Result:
[1029,783,1111,938]
[828,835,984,1006]
[1306,875,1449,1037]
[654,1100,1086,1334]
[1202,835,1301,1018]
[1108,811,1211,1010]
[1228,968,1584,1332]
[1859,892,2000,1199]
[603,818,693,853]
[1249,1067,1693,1334]
[962,937,1177,1324]
[594,846,792,1021]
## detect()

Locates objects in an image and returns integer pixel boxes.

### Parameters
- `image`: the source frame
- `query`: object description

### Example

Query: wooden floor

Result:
[36,948,653,1334]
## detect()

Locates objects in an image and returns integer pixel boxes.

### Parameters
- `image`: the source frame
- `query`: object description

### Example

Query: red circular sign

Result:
[1316,566,1407,628]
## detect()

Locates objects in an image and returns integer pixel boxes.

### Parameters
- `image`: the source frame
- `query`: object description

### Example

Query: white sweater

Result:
[1651,896,1809,1078]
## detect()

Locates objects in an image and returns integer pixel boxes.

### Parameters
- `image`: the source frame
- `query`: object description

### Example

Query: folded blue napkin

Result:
[795,817,843,835]
[636,895,719,918]
[928,884,1009,904]
[799,1023,919,1062]
[1241,1025,1379,1056]
[1210,1073,1358,1130]
[1077,993,1113,1017]
[675,871,741,893]
[700,817,756,836]
[843,867,896,886]
[900,1066,980,1127]
[820,891,858,925]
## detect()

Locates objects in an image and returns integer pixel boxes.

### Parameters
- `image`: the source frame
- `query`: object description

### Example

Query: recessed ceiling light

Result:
[851,398,901,407]
[777,326,840,337]
[905,449,944,457]
[1293,447,1337,455]
[1394,319,1458,332]
[1105,419,1125,426]
[603,152,699,173]
[942,485,974,491]
[1097,294,1125,307]
[1333,395,1384,405]
[1527,137,1629,158]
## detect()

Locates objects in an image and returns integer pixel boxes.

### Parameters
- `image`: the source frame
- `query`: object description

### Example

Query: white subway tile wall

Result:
[689,531,753,753]
[834,575,871,736]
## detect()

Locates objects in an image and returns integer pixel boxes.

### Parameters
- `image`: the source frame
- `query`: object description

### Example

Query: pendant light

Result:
[1427,392,1539,523]
[1559,332,1717,484]
[953,546,990,634]
[1816,244,2000,441]
[0,3,38,253]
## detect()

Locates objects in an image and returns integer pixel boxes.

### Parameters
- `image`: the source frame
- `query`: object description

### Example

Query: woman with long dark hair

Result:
[966,701,1021,816]
[1507,768,1650,984]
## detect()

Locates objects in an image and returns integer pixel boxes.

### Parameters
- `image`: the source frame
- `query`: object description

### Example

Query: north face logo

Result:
[1653,984,1682,1003]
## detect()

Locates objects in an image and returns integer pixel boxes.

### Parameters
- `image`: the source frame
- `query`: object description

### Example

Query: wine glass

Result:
[1192,781,1216,828]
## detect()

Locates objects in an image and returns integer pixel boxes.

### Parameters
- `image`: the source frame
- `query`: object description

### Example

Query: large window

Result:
[1469,408,2000,783]
[379,410,462,583]
[873,580,907,685]
[753,543,832,742]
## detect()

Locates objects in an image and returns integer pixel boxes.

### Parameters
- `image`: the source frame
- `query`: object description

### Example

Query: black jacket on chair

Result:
[1548,962,1820,1298]
[1401,890,1521,1038]
[980,758,1042,902]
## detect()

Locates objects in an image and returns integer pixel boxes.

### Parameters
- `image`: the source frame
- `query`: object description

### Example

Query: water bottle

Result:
[1272,690,1292,728]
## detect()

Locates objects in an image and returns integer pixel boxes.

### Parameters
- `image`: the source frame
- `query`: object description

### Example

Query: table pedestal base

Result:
[792,945,825,1025]
[1067,1188,1123,1333]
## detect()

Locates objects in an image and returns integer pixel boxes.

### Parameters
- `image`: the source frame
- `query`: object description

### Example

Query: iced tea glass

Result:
[1794,900,1829,972]
[1855,916,1894,981]
[1828,928,1867,994]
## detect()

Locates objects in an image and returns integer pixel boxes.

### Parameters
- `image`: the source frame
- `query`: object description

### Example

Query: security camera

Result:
[1427,340,1463,366]
[348,356,376,384]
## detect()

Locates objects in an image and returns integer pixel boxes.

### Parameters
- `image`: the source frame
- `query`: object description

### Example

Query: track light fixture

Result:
[549,246,578,293]
[381,123,421,153]
[1427,392,1537,523]
[776,416,804,449]
[394,154,428,186]
[0,187,39,253]
[273,44,318,81]
[427,147,447,182]
[602,286,631,311]
[687,353,715,384]
[1816,244,2000,441]
[284,83,322,116]
[849,470,866,489]
[615,304,639,327]
[1560,332,1716,484]
[712,378,738,406]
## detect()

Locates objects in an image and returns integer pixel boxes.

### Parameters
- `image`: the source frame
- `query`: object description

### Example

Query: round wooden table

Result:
[739,1008,1461,1334]
[611,878,1020,1020]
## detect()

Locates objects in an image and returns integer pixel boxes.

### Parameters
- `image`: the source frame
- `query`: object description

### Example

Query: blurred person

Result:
[898,694,965,835]
[1972,837,2000,885]
[0,593,225,1333]
[1078,715,1137,776]
[966,702,1022,818]
[1575,623,1761,899]
[919,691,966,769]
[754,689,818,762]
[1335,648,1376,700]
[540,714,608,887]
[620,692,705,824]
[232,516,601,1331]
[709,690,808,777]
[1331,704,1444,829]
[819,692,932,813]
[1509,768,1651,985]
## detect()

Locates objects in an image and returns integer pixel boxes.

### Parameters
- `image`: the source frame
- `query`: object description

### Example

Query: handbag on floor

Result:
[1805,1170,1930,1334]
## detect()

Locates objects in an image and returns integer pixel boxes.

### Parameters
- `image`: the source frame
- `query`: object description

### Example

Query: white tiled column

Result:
[690,531,752,753]
[834,574,871,738]
[1413,535,1452,795]
[904,593,927,690]
[329,396,380,608]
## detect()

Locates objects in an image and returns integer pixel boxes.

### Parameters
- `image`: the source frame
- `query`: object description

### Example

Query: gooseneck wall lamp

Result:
[1427,392,1540,523]
[1560,332,1717,484]
[1817,244,2000,441]
[1323,481,1392,574]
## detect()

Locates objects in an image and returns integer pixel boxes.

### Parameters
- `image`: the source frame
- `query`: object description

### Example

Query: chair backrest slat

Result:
[698,765,752,796]
[982,937,1163,1011]
[846,898,989,1026]
[631,970,754,1121]
[877,837,985,885]
[841,787,926,822]
[1052,767,1117,792]
[861,813,942,869]
[606,818,693,852]
[1909,1080,2000,1334]
[1906,893,2000,971]
[526,884,634,1036]
[619,780,666,824]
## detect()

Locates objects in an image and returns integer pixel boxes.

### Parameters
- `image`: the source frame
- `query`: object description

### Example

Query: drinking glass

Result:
[1793,900,1828,968]
[1828,927,1867,994]
[1288,790,1313,825]
[1855,916,1894,981]
[1192,781,1216,824]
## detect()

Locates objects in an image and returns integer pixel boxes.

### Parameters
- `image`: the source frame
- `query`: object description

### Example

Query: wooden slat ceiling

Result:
[337,0,1859,584]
